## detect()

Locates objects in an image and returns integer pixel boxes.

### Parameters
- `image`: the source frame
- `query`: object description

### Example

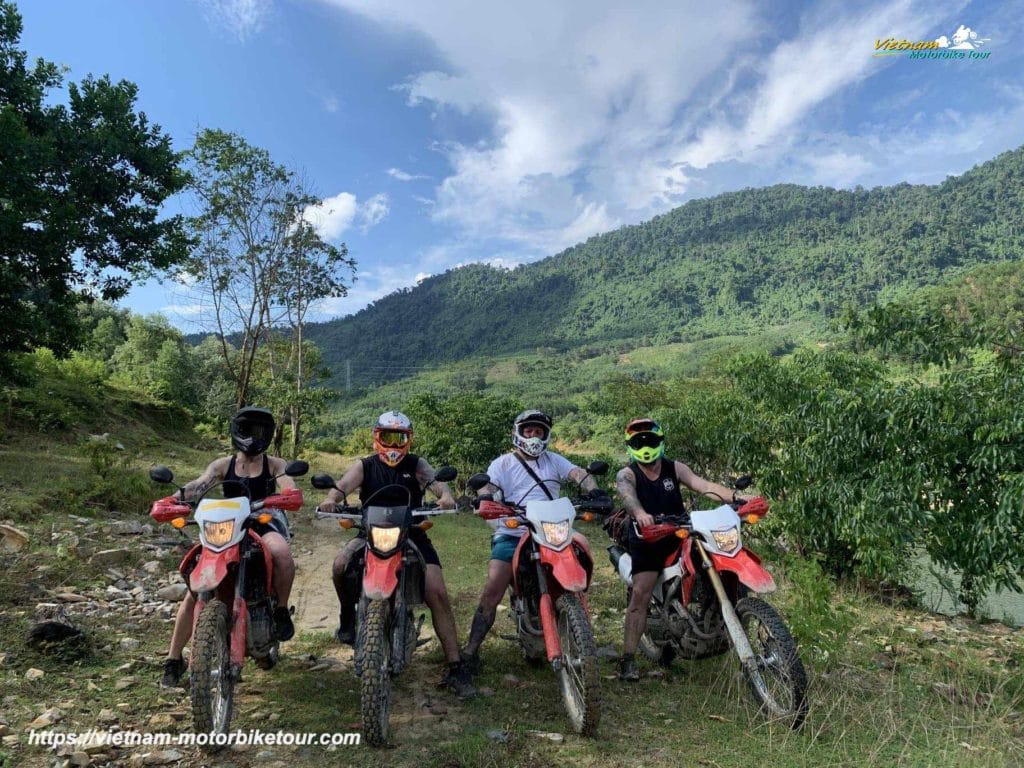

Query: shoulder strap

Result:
[512,452,555,501]
[225,455,237,480]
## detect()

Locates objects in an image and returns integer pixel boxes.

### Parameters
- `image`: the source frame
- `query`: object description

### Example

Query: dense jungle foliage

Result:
[306,146,1024,389]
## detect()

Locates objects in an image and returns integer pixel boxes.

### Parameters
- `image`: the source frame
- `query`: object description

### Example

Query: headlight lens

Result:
[541,520,570,547]
[370,525,401,552]
[203,520,235,548]
[711,526,740,553]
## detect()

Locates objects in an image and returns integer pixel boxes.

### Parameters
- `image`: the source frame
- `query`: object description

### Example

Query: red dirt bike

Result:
[310,466,460,747]
[466,462,612,736]
[148,461,307,744]
[606,477,808,728]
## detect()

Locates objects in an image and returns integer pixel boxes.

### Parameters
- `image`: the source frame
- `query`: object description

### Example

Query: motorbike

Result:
[148,461,307,744]
[606,477,808,728]
[466,461,611,736]
[310,466,459,747]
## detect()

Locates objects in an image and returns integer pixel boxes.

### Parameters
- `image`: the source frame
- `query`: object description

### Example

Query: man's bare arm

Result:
[321,461,364,507]
[615,467,642,516]
[416,458,455,509]
[267,456,297,491]
[568,466,598,493]
[182,457,229,500]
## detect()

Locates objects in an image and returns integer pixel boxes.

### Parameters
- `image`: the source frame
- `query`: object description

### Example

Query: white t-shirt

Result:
[486,451,579,537]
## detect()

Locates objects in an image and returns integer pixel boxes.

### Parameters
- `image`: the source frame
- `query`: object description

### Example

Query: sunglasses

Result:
[626,432,664,449]
[377,431,409,447]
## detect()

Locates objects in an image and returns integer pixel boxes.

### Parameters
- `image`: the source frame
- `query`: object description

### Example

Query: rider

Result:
[316,411,475,699]
[460,409,605,671]
[160,407,298,688]
[614,417,752,681]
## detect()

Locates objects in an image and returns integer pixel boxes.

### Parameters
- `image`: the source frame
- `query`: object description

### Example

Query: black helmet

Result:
[230,407,276,457]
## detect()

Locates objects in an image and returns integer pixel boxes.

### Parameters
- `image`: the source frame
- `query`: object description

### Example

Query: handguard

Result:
[150,496,190,524]
[738,496,769,518]
[262,487,304,511]
[478,499,513,520]
[639,523,681,543]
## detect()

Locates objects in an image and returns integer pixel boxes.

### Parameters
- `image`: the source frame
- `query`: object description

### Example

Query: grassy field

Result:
[1,411,1023,768]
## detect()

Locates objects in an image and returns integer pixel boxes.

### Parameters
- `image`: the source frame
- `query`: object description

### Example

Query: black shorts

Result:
[251,510,290,540]
[628,534,680,575]
[354,526,441,568]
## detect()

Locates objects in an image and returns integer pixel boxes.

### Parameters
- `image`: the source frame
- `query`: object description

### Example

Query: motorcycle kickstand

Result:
[414,613,430,647]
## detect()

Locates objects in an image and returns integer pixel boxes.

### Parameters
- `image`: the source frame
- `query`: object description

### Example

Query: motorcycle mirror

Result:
[587,460,609,476]
[149,466,174,484]
[284,460,309,477]
[467,473,491,491]
[434,466,457,483]
[733,474,753,491]
[311,473,337,490]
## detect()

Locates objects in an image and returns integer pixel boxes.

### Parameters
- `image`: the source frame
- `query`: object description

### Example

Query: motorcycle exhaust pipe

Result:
[607,544,633,587]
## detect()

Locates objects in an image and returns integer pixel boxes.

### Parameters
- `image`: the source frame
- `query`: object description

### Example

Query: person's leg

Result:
[331,537,364,643]
[620,569,658,681]
[160,591,194,687]
[423,564,459,662]
[260,531,295,640]
[462,557,514,658]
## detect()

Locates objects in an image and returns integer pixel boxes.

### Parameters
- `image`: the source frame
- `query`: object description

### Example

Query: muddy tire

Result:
[554,593,601,736]
[735,597,809,729]
[191,598,234,748]
[360,599,392,747]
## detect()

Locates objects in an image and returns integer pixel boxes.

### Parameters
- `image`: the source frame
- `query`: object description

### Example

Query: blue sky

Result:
[17,0,1024,329]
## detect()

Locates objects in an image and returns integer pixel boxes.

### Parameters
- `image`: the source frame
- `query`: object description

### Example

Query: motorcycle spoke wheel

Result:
[360,600,393,747]
[735,597,809,729]
[191,598,235,749]
[554,593,601,736]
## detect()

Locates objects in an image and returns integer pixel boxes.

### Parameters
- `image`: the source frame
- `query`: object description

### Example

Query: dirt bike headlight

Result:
[712,526,740,553]
[203,520,235,548]
[541,520,570,547]
[370,525,401,552]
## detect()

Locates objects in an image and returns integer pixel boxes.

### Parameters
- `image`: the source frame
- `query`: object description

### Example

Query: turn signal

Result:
[581,512,594,522]
[504,519,520,529]
[171,517,186,529]
[744,515,760,525]
[674,529,689,539]
[257,513,272,524]
[339,519,354,530]
[418,520,434,531]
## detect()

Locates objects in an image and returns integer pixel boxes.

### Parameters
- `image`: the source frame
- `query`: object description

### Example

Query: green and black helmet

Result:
[625,418,665,465]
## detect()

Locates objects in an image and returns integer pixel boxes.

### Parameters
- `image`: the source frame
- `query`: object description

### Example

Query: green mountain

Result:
[307,146,1024,389]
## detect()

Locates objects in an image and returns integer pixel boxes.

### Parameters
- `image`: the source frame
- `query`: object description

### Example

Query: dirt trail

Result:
[289,514,343,632]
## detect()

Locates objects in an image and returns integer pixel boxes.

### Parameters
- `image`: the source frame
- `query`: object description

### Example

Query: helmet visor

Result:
[376,430,410,448]
[626,432,664,450]
[236,419,274,442]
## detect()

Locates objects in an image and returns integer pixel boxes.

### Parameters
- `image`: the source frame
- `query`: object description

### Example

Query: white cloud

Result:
[316,0,1024,290]
[199,0,271,41]
[303,192,358,241]
[161,303,206,318]
[359,193,390,231]
[414,272,431,283]
[387,167,430,181]
[322,93,341,113]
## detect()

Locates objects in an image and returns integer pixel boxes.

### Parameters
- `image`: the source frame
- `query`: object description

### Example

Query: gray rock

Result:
[25,668,45,681]
[156,584,188,602]
[143,750,185,765]
[92,549,131,565]
[120,638,140,652]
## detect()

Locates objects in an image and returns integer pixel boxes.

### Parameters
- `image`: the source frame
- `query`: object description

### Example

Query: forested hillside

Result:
[307,146,1024,388]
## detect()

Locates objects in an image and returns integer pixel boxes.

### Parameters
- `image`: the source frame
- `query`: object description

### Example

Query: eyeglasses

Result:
[377,431,409,447]
[626,432,664,449]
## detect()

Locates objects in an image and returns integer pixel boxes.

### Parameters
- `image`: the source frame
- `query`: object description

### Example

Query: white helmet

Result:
[512,409,552,458]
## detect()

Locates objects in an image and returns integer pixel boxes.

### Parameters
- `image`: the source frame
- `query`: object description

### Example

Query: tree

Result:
[0,1,187,362]
[182,129,354,421]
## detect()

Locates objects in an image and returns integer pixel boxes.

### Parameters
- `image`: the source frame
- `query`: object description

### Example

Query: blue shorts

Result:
[490,534,520,563]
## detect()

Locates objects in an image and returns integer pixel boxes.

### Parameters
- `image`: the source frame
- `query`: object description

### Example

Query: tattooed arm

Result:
[616,467,653,528]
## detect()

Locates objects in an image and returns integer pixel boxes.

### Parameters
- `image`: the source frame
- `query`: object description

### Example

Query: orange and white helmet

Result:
[373,411,413,467]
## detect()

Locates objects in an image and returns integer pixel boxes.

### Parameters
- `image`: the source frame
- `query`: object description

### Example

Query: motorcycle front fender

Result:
[711,548,776,594]
[538,542,589,593]
[190,545,241,592]
[363,550,401,600]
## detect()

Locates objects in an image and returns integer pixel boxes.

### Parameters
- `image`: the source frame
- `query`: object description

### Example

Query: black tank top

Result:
[223,455,275,501]
[629,460,687,518]
[359,454,424,508]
